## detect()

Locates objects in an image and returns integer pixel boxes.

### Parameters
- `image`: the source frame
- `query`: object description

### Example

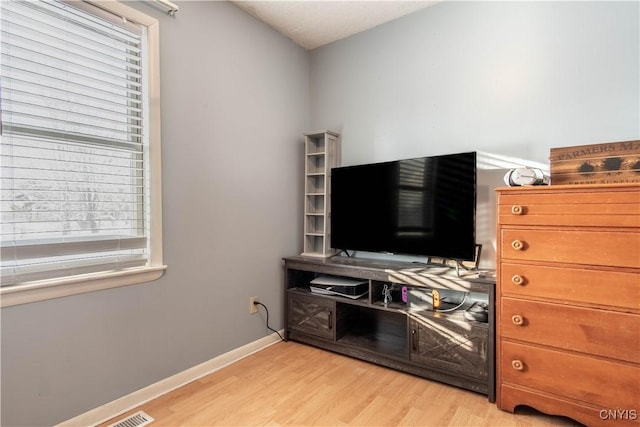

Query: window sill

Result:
[0,265,167,308]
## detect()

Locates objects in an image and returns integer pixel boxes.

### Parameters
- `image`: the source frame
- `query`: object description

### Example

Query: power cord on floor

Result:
[253,301,286,341]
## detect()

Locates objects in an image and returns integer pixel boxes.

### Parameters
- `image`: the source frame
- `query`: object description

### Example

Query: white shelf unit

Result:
[302,130,340,257]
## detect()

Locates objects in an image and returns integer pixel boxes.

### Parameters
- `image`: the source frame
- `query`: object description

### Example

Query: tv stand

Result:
[283,255,496,401]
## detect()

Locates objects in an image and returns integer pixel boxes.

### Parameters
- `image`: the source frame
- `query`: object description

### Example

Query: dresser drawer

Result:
[498,188,640,227]
[501,297,640,363]
[501,341,640,410]
[501,229,640,268]
[501,263,640,311]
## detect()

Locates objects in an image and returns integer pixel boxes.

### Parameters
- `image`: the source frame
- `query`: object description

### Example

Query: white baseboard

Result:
[56,332,284,427]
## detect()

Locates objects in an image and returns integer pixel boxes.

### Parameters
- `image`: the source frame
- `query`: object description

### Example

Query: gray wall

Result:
[309,0,639,267]
[310,1,639,164]
[0,2,309,426]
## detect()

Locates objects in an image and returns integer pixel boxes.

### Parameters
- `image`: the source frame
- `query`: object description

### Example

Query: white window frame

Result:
[0,0,165,308]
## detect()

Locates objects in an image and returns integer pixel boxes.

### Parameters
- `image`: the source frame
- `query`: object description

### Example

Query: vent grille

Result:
[107,411,154,427]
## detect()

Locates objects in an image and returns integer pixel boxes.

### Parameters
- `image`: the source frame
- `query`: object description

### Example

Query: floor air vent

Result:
[107,411,154,427]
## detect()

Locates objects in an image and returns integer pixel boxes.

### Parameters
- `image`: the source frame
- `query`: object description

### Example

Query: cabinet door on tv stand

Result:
[409,316,489,382]
[287,293,336,340]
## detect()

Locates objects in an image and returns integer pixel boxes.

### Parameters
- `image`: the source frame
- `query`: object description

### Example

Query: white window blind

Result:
[1,0,152,286]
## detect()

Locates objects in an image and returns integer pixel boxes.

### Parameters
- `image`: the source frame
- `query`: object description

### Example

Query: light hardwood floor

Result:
[101,341,582,426]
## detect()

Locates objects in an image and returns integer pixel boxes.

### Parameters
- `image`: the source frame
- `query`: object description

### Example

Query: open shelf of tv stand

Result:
[284,255,496,402]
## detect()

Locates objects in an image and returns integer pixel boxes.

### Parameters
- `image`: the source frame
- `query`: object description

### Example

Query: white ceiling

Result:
[231,1,440,50]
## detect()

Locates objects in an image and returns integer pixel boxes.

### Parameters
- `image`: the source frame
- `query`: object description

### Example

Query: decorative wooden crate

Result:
[549,140,640,185]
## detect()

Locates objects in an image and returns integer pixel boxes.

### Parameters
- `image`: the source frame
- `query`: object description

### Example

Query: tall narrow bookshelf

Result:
[302,130,340,257]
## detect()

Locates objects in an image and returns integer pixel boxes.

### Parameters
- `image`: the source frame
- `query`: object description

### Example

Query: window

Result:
[0,0,165,307]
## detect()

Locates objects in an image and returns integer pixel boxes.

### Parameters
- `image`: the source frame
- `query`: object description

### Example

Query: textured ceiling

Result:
[231,1,439,50]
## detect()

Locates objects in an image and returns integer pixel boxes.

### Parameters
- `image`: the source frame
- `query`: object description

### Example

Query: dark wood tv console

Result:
[283,255,496,402]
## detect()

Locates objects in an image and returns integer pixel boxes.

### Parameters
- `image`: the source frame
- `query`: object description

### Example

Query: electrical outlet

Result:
[249,296,259,314]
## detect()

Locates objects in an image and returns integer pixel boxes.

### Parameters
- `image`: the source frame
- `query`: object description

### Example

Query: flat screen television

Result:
[331,151,476,260]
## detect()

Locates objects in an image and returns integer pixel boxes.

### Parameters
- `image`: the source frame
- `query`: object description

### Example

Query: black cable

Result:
[434,292,469,312]
[254,301,285,341]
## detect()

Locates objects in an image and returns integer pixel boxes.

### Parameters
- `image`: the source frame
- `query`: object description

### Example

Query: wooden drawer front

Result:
[498,203,640,227]
[501,229,640,268]
[501,297,640,363]
[500,188,640,205]
[501,341,640,410]
[287,293,336,340]
[500,263,640,311]
[497,186,640,227]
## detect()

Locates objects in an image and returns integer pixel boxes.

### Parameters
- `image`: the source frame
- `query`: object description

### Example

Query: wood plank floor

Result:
[101,341,582,426]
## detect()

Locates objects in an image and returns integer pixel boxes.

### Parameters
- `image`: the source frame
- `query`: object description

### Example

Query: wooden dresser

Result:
[496,183,640,426]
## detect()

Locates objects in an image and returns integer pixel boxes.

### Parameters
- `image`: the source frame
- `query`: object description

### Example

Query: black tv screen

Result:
[331,151,476,260]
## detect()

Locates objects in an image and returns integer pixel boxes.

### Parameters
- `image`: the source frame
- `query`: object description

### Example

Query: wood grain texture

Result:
[283,257,494,399]
[550,140,640,185]
[500,262,640,312]
[496,184,640,427]
[99,342,580,427]
[501,297,640,363]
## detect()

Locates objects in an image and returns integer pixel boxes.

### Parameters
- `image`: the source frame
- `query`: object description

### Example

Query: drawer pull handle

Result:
[511,275,525,286]
[511,360,524,371]
[511,240,525,251]
[512,315,524,326]
[328,311,332,330]
[511,205,523,215]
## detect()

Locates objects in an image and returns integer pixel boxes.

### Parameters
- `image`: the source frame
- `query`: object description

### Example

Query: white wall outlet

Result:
[249,296,259,314]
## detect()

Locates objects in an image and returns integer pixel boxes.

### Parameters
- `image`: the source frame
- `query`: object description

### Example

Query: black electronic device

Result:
[331,151,477,260]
